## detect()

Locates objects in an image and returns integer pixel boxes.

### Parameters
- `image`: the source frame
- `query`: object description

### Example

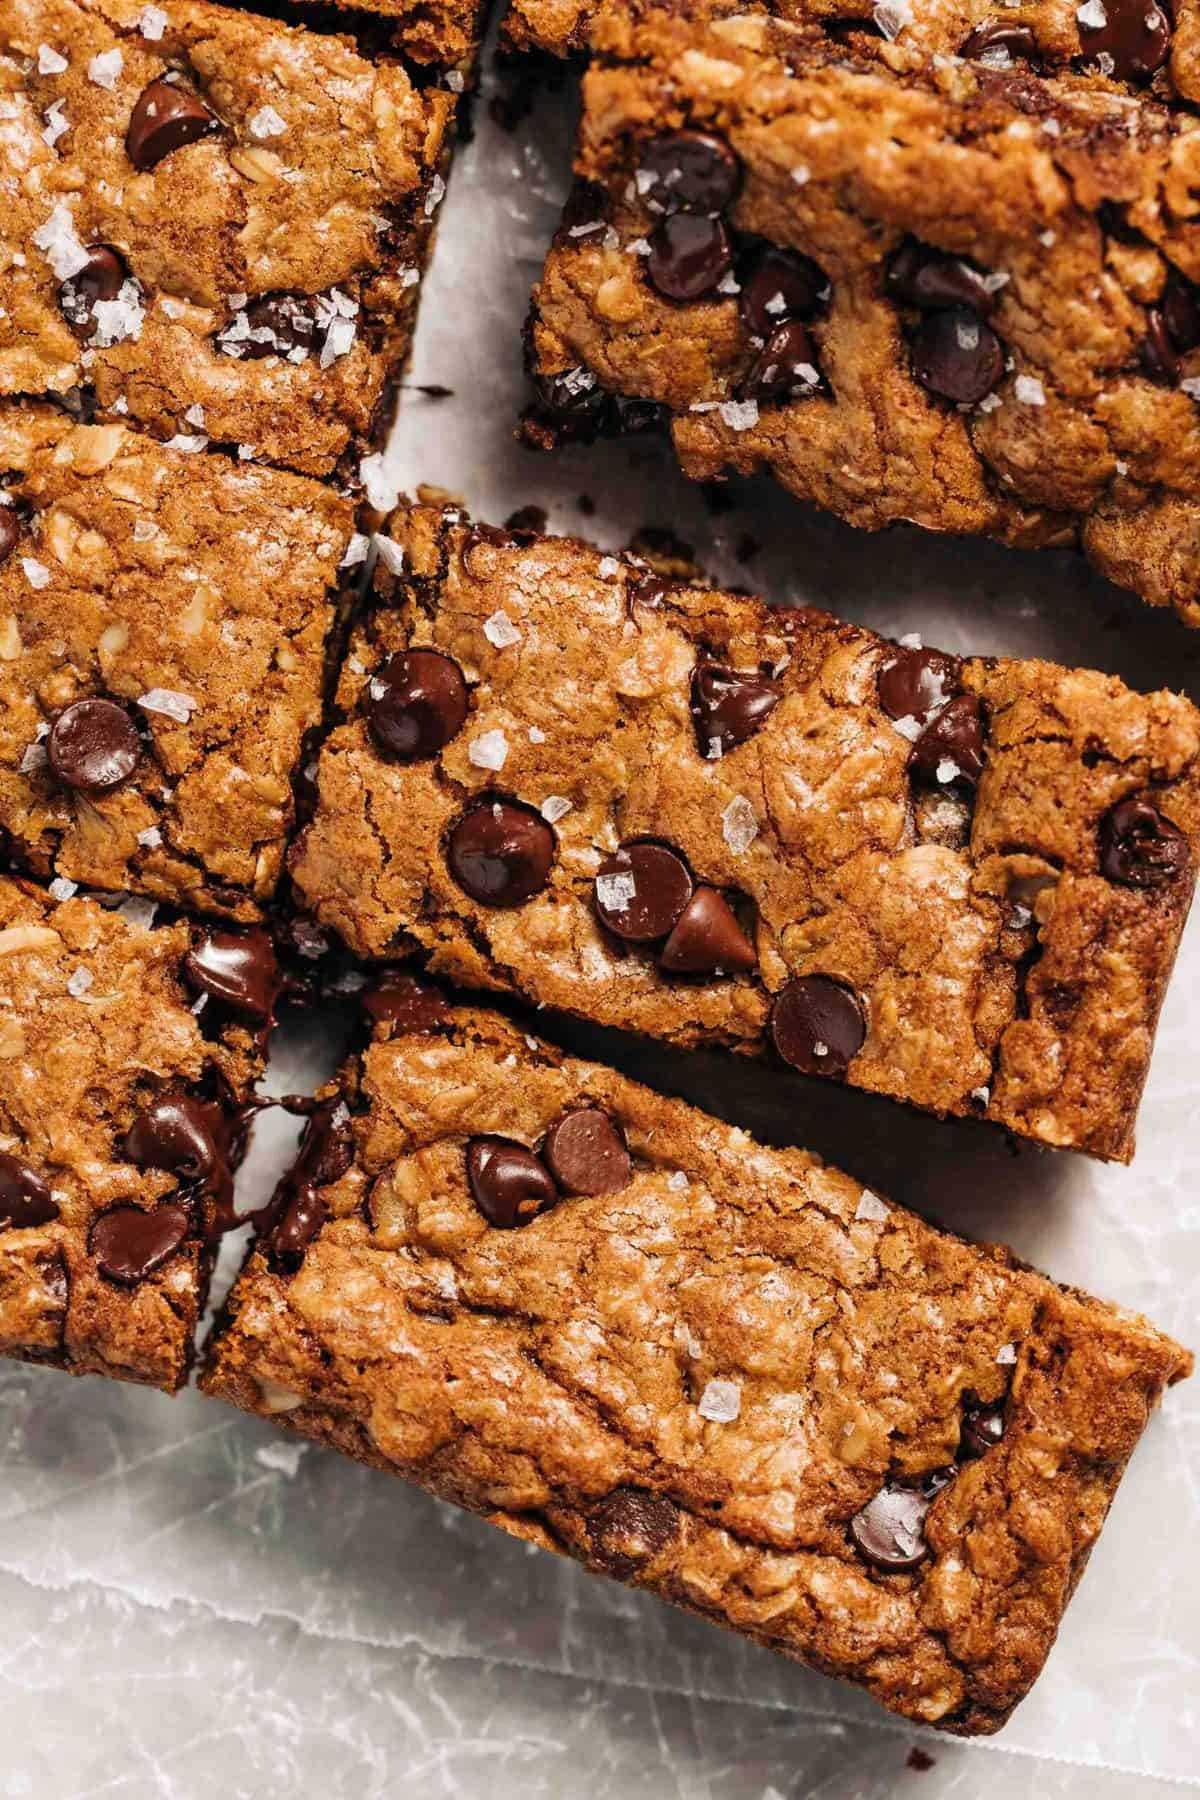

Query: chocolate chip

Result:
[1140,309,1179,384]
[367,650,469,762]
[850,1472,954,1571]
[646,215,733,303]
[660,886,757,975]
[739,245,825,337]
[58,246,133,335]
[910,308,1004,405]
[960,20,1041,64]
[216,293,318,362]
[908,694,986,786]
[527,366,610,442]
[770,975,865,1078]
[740,319,821,404]
[184,927,279,1021]
[609,394,668,436]
[448,799,556,907]
[269,1189,325,1265]
[1099,796,1188,886]
[362,973,449,1034]
[1077,0,1170,79]
[959,1397,1006,1460]
[0,510,19,564]
[588,1487,680,1576]
[877,646,960,724]
[90,1203,190,1285]
[543,1108,632,1196]
[637,131,741,216]
[125,1094,219,1183]
[466,1136,558,1228]
[265,1099,354,1269]
[885,243,997,315]
[691,660,782,754]
[0,1152,59,1230]
[1162,269,1200,352]
[46,698,140,796]
[594,842,693,943]
[126,79,218,172]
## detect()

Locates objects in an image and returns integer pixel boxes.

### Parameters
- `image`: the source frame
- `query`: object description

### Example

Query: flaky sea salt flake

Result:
[720,398,759,431]
[1015,374,1045,405]
[340,533,371,569]
[32,205,88,281]
[996,1342,1018,1365]
[374,535,405,575]
[22,558,51,590]
[595,871,636,911]
[67,966,94,997]
[540,795,572,824]
[139,5,168,36]
[48,878,77,901]
[855,1190,890,1223]
[139,687,197,721]
[37,44,68,73]
[698,1379,740,1423]
[722,794,758,854]
[468,730,508,771]
[88,49,123,87]
[483,610,521,648]
[250,105,286,139]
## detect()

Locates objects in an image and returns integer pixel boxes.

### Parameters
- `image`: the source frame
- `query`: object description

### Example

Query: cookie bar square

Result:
[0,405,356,919]
[201,993,1191,1733]
[288,503,1200,1162]
[0,0,454,478]
[525,4,1200,622]
[0,873,285,1390]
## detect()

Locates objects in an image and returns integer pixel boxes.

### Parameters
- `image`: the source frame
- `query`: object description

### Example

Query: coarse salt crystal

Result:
[137,826,162,848]
[540,795,572,824]
[898,632,922,649]
[791,164,811,186]
[67,966,94,997]
[374,535,405,575]
[320,315,356,369]
[163,433,207,453]
[117,896,157,932]
[139,687,197,721]
[42,101,69,146]
[1042,119,1060,137]
[483,610,521,648]
[443,69,464,92]
[1014,374,1045,406]
[468,729,508,771]
[340,533,371,568]
[996,1342,1018,1364]
[37,44,68,73]
[22,558,51,590]
[698,1378,741,1423]
[184,404,205,428]
[722,794,758,854]
[972,1084,992,1105]
[1077,0,1107,25]
[720,399,759,431]
[528,726,546,744]
[1181,377,1200,401]
[707,736,723,760]
[48,877,77,901]
[936,758,961,784]
[132,518,156,542]
[359,453,399,514]
[873,0,912,37]
[977,391,1003,413]
[855,1190,890,1223]
[32,205,88,281]
[667,1170,688,1191]
[955,317,980,352]
[88,49,123,87]
[598,556,620,579]
[423,174,446,217]
[890,713,923,742]
[19,742,48,773]
[139,5,168,37]
[250,105,286,139]
[595,871,636,911]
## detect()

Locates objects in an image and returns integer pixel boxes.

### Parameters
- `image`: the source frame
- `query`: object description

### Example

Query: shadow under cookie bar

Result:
[524,5,1200,623]
[0,404,356,920]
[1,0,456,481]
[0,874,288,1391]
[200,992,1192,1734]
[288,502,1200,1163]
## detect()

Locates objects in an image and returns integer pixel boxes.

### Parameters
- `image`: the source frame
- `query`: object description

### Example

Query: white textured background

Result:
[2,29,1199,1800]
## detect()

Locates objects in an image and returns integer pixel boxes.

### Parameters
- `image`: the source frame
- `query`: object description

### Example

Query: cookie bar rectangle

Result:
[0,406,356,919]
[524,4,1200,623]
[0,874,285,1390]
[201,995,1192,1734]
[288,504,1200,1162]
[1,0,454,479]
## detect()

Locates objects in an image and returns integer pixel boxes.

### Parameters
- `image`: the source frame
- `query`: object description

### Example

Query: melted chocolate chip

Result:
[91,1203,190,1285]
[216,293,318,362]
[691,660,782,754]
[739,246,825,338]
[0,1152,59,1230]
[0,510,18,564]
[125,1094,219,1183]
[362,973,449,1035]
[527,365,610,442]
[594,842,693,943]
[1162,269,1200,352]
[877,646,960,723]
[911,308,1004,405]
[740,319,821,404]
[266,1100,354,1269]
[659,886,757,975]
[184,927,279,1022]
[960,20,1041,64]
[126,79,218,172]
[46,698,140,796]
[1076,0,1170,80]
[466,1136,558,1228]
[58,246,133,335]
[770,976,866,1078]
[636,131,741,216]
[908,694,986,786]
[1099,796,1188,886]
[885,243,997,315]
[850,1481,938,1572]
[448,799,556,907]
[959,1397,1006,1460]
[367,651,469,762]
[543,1108,632,1196]
[646,215,733,303]
[588,1487,680,1577]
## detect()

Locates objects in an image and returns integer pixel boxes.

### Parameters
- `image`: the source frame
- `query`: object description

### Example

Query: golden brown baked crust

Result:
[525,5,1200,620]
[288,503,1200,1161]
[222,0,486,70]
[0,405,355,919]
[0,874,270,1390]
[201,1000,1192,1734]
[0,0,454,477]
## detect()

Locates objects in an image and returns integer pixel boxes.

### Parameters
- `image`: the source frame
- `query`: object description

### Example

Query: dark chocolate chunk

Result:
[659,886,757,975]
[266,1100,354,1269]
[910,308,1004,405]
[636,130,741,216]
[1140,309,1179,384]
[594,842,693,943]
[466,1136,558,1228]
[1076,0,1170,80]
[1099,796,1188,886]
[646,215,733,303]
[908,694,986,786]
[739,245,825,337]
[1162,268,1200,352]
[90,1203,190,1285]
[367,651,469,762]
[877,646,960,724]
[528,365,610,441]
[740,319,821,404]
[184,927,279,1021]
[216,293,318,362]
[0,1152,59,1230]
[770,975,866,1078]
[58,246,135,336]
[362,973,449,1035]
[850,1480,940,1571]
[691,660,782,754]
[126,79,218,171]
[960,20,1041,63]
[125,1094,219,1184]
[448,799,556,908]
[588,1487,680,1576]
[885,243,998,315]
[46,698,140,796]
[543,1108,632,1196]
[959,1397,1006,1460]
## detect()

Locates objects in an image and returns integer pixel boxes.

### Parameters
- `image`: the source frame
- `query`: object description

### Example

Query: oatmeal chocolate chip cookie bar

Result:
[0,0,454,479]
[201,993,1192,1733]
[288,504,1200,1163]
[0,873,286,1389]
[524,5,1200,622]
[0,404,356,919]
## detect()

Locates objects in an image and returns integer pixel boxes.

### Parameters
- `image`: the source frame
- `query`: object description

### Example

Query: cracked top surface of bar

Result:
[0,873,278,1390]
[525,5,1200,622]
[0,405,354,919]
[0,0,453,478]
[289,504,1200,1162]
[201,998,1191,1734]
